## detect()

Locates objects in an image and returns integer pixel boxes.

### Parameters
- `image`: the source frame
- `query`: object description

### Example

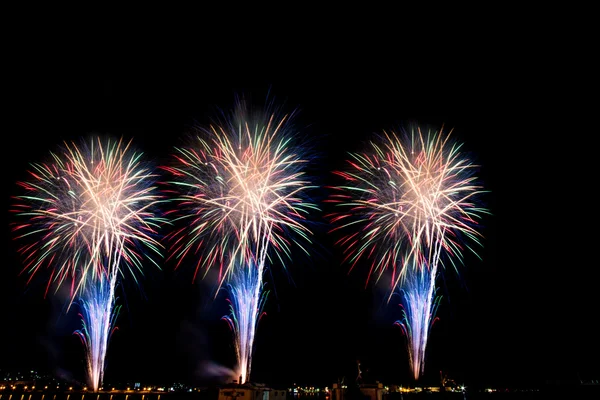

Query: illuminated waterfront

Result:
[0,389,212,400]
[1,382,599,400]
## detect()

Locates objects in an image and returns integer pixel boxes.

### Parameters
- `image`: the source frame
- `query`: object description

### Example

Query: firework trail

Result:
[162,99,318,384]
[11,136,165,391]
[74,271,121,390]
[327,124,488,380]
[393,264,442,380]
[222,262,269,384]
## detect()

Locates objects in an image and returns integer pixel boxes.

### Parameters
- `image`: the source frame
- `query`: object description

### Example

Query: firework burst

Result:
[11,136,165,391]
[327,124,488,296]
[162,99,318,384]
[327,123,488,380]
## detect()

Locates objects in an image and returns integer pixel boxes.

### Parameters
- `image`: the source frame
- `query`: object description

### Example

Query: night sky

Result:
[3,28,597,391]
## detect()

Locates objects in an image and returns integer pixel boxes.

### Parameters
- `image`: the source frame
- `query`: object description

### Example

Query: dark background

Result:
[2,16,596,391]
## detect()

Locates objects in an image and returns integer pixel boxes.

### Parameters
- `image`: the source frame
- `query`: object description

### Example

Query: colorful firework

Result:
[328,124,487,296]
[162,99,318,384]
[327,124,488,380]
[10,136,165,391]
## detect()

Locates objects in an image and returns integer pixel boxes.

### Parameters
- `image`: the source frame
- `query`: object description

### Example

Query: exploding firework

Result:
[327,124,488,380]
[11,136,165,391]
[162,99,318,384]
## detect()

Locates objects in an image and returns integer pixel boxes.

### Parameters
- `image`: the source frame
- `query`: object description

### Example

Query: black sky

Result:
[2,24,597,391]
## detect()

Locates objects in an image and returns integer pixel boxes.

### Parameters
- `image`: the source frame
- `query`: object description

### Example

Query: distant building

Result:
[218,383,286,400]
[330,383,345,400]
[330,382,386,400]
[358,382,385,400]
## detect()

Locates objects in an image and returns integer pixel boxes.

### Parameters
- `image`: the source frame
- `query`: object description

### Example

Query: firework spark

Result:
[328,124,488,380]
[162,99,318,384]
[11,136,165,391]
